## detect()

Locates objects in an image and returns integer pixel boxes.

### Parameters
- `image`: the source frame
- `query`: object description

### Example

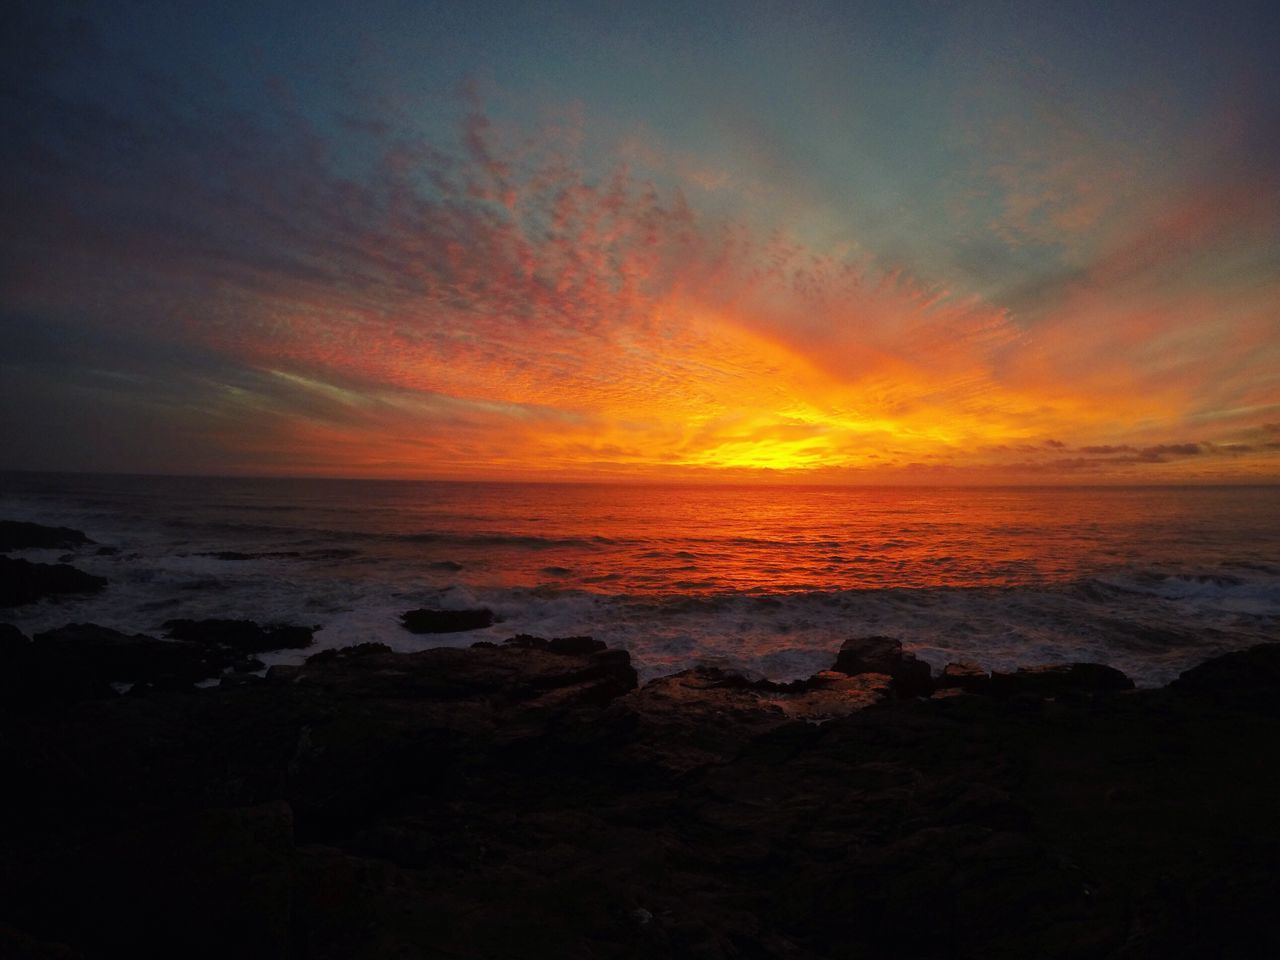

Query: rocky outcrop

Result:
[1170,642,1280,695]
[0,623,115,708]
[34,623,233,688]
[988,662,1135,698]
[0,556,107,607]
[0,520,94,552]
[275,634,637,707]
[832,635,935,697]
[937,660,991,694]
[609,664,901,775]
[163,618,316,653]
[0,623,250,710]
[2,637,1278,959]
[399,607,495,633]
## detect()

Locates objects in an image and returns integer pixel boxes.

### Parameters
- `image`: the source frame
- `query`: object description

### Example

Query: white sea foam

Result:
[3,476,1277,687]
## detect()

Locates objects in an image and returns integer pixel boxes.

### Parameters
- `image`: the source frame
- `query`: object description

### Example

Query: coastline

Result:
[4,629,1280,957]
[4,520,1280,957]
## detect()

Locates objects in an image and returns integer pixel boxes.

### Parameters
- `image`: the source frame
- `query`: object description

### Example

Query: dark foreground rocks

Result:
[163,618,317,653]
[0,520,95,552]
[2,638,1280,959]
[0,556,107,607]
[0,620,324,711]
[0,624,227,707]
[0,521,108,607]
[833,634,934,697]
[400,606,496,633]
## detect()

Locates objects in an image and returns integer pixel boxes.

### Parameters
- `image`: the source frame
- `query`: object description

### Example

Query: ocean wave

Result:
[4,559,1275,688]
[4,477,1277,690]
[1080,568,1280,615]
[392,531,615,550]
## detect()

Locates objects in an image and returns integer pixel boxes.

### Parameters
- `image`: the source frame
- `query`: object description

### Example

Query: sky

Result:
[2,0,1278,482]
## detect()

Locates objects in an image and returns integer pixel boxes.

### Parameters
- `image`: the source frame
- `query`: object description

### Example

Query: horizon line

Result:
[3,467,1278,490]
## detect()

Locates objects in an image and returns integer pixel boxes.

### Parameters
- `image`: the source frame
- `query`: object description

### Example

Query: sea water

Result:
[2,474,1277,685]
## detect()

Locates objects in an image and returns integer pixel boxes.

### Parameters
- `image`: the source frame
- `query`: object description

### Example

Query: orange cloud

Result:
[5,82,1277,482]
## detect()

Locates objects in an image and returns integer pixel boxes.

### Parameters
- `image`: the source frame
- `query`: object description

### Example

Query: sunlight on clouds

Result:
[4,43,1277,481]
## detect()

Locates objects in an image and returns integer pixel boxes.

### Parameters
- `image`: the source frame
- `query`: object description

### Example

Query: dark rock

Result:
[0,557,108,607]
[6,638,1280,959]
[0,627,113,708]
[938,661,991,694]
[0,520,94,552]
[219,673,265,689]
[0,621,29,649]
[823,824,1115,957]
[264,664,302,684]
[399,607,494,633]
[37,803,294,959]
[33,623,228,689]
[305,643,391,664]
[988,662,1135,698]
[505,633,605,656]
[94,546,119,557]
[783,669,894,718]
[0,623,235,709]
[273,643,639,839]
[155,801,295,959]
[278,640,638,708]
[0,623,33,677]
[610,666,791,774]
[548,635,605,655]
[0,923,83,958]
[1169,642,1280,699]
[607,666,891,775]
[163,618,316,653]
[832,635,934,697]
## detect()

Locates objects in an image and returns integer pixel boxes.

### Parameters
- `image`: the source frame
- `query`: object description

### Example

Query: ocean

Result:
[2,473,1277,685]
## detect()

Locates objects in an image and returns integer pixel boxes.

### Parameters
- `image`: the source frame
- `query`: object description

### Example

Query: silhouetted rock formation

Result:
[988,662,1135,698]
[2,634,1279,958]
[0,520,94,552]
[400,607,495,633]
[163,618,316,653]
[0,556,107,607]
[1169,642,1280,708]
[832,634,935,697]
[937,660,991,694]
[0,623,266,711]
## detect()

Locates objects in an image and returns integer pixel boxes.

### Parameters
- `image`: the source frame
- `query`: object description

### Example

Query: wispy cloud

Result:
[2,4,1278,481]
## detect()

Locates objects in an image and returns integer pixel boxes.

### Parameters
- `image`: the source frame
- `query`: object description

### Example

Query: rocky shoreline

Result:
[3,523,1280,958]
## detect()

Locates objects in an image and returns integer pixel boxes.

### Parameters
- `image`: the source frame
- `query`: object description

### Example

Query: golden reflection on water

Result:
[358,483,1275,595]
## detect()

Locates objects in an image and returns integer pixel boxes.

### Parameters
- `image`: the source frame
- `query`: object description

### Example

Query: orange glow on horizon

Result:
[205,276,1280,482]
[28,106,1270,485]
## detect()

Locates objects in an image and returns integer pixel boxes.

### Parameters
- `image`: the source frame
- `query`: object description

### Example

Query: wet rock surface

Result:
[0,522,107,608]
[938,660,991,694]
[1168,642,1280,700]
[0,619,324,710]
[32,623,234,691]
[1,635,1279,958]
[833,634,935,697]
[163,618,317,653]
[400,606,496,633]
[0,520,95,552]
[0,556,108,607]
[989,662,1135,698]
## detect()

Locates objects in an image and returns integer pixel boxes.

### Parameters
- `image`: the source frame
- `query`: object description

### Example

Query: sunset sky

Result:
[3,1,1278,482]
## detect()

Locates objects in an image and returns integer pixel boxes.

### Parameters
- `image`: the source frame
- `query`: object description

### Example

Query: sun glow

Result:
[8,25,1276,483]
